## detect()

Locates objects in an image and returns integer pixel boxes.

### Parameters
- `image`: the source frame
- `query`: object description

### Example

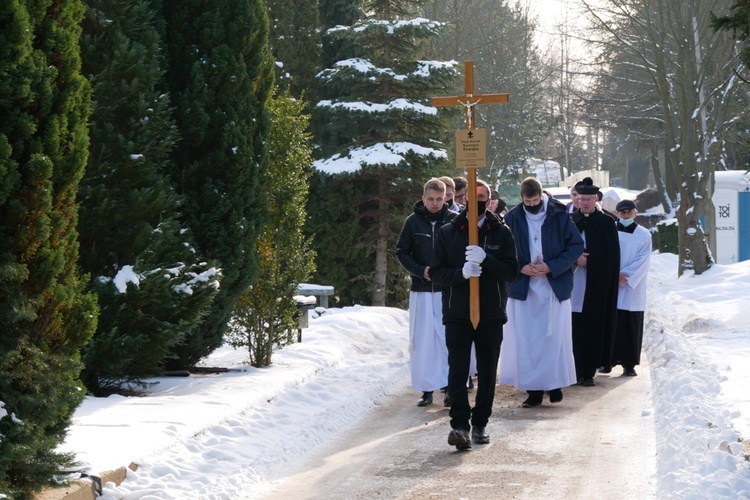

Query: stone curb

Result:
[35,463,138,500]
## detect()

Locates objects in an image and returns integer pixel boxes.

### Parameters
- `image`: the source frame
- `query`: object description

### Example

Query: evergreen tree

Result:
[319,0,364,67]
[227,90,316,366]
[162,0,275,367]
[310,0,457,307]
[77,0,220,395]
[266,0,322,99]
[307,0,369,307]
[0,0,98,496]
[713,0,750,72]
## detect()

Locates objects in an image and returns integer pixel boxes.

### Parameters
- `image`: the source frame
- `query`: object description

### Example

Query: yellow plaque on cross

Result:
[455,129,487,168]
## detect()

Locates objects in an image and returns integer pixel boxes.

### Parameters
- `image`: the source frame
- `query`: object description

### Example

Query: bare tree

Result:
[581,0,748,275]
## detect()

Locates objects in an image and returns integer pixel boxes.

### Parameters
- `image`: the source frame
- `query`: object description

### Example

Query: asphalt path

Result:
[266,361,657,499]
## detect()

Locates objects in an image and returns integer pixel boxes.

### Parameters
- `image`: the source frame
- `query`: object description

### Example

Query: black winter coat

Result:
[395,201,456,292]
[428,210,519,325]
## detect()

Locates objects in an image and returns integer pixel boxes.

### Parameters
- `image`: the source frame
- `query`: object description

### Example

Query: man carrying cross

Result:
[429,61,515,450]
[429,179,518,450]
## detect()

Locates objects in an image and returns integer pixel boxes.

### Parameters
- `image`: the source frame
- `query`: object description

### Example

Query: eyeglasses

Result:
[455,193,467,201]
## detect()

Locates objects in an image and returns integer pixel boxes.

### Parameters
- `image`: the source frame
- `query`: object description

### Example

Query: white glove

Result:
[465,245,486,263]
[462,261,482,279]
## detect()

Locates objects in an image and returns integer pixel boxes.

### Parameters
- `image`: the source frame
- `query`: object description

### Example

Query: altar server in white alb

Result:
[611,199,651,376]
[499,177,584,408]
[395,178,456,407]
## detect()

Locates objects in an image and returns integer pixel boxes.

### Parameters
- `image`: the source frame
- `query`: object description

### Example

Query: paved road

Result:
[266,362,657,499]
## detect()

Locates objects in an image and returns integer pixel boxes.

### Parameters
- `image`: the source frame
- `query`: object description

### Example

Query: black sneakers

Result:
[471,427,490,444]
[417,391,433,406]
[448,428,472,450]
[623,367,638,376]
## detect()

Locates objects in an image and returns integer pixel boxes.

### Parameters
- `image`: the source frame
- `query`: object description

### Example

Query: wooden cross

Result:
[432,61,509,329]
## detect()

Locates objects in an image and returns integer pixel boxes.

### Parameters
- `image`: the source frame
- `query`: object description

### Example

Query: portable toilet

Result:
[713,170,750,264]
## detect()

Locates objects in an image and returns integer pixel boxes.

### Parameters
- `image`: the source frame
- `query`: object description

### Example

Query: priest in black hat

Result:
[570,177,621,386]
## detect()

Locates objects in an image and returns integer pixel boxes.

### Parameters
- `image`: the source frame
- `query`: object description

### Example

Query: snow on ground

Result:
[645,253,750,497]
[57,254,750,498]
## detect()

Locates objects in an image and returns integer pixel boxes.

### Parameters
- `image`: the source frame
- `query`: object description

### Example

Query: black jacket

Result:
[429,210,519,325]
[395,201,456,292]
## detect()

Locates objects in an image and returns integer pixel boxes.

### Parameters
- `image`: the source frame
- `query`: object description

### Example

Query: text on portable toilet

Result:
[713,170,750,264]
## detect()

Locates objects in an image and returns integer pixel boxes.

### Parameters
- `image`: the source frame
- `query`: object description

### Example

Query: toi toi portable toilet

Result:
[713,170,750,264]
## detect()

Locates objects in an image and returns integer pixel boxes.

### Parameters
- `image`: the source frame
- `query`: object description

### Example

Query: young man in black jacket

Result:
[395,178,457,407]
[429,179,518,450]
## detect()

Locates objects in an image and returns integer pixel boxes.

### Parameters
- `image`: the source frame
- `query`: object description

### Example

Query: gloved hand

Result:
[462,261,482,279]
[465,245,486,263]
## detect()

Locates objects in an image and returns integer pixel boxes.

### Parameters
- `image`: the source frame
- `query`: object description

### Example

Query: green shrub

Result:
[656,219,679,254]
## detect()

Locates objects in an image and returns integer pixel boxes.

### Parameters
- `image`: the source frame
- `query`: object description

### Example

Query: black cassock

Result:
[612,310,644,368]
[571,209,620,380]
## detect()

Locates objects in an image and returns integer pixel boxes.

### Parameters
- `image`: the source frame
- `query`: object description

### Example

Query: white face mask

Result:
[619,217,635,227]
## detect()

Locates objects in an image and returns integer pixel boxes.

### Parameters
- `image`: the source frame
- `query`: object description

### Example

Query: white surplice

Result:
[571,231,587,313]
[617,225,651,311]
[499,207,578,390]
[408,291,449,391]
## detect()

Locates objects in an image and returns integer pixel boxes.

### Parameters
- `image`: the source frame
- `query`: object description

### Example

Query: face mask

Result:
[445,198,453,207]
[525,201,543,214]
[619,217,635,227]
[476,200,487,215]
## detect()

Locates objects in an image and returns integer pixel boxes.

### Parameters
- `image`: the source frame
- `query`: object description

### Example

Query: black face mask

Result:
[445,198,453,207]
[525,200,543,214]
[477,200,487,215]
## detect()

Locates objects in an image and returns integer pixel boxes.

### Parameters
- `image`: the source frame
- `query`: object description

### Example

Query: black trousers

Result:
[612,310,644,368]
[445,320,503,431]
[572,312,602,380]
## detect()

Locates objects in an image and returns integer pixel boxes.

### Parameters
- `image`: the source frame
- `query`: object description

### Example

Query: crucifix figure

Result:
[432,61,509,328]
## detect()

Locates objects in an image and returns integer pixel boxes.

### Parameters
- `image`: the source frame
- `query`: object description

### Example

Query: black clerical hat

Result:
[574,177,599,195]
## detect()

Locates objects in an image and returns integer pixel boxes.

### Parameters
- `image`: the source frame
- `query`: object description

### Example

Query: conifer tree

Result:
[162,0,275,367]
[266,0,322,99]
[0,1,98,496]
[319,0,364,67]
[228,90,316,366]
[310,0,457,306]
[77,0,220,394]
[713,0,750,70]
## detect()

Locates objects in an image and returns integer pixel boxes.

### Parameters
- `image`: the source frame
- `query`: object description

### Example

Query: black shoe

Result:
[549,388,563,403]
[522,390,543,407]
[443,393,451,407]
[417,391,433,406]
[471,427,490,444]
[448,428,472,450]
[582,378,595,387]
[599,366,612,374]
[623,367,638,377]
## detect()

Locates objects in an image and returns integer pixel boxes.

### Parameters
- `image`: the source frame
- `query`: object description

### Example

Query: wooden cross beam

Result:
[432,61,509,329]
